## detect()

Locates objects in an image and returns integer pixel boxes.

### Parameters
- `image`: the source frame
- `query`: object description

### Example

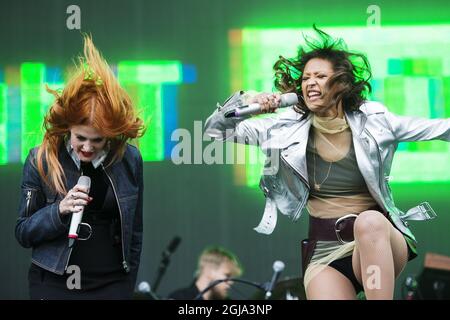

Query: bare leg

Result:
[352,210,408,299]
[306,265,357,300]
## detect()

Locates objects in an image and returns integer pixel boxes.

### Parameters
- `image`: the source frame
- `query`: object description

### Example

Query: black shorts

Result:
[329,255,364,294]
[328,239,415,294]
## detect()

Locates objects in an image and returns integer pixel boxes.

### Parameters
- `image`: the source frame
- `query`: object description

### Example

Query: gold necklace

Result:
[313,133,332,191]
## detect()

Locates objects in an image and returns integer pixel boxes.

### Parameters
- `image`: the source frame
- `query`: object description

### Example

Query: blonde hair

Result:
[36,35,145,195]
[196,246,243,278]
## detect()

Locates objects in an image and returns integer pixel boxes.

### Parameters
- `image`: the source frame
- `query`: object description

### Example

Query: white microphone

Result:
[225,93,298,118]
[68,176,91,247]
[138,281,151,294]
[136,281,159,300]
[265,260,285,300]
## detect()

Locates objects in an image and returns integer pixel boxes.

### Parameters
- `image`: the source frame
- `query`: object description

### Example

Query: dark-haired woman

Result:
[205,26,450,299]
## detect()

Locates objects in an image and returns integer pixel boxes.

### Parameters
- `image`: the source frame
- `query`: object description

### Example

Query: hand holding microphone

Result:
[59,180,92,216]
[65,176,91,247]
[225,92,298,118]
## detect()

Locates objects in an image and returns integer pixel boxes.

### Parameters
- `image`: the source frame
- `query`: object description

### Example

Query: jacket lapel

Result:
[346,109,386,210]
[279,115,312,183]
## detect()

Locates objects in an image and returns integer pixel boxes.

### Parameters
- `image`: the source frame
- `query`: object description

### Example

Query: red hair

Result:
[36,35,145,195]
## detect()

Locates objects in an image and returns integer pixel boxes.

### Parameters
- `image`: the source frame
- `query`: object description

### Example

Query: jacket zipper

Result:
[102,164,129,273]
[64,245,74,271]
[25,190,32,217]
[64,167,129,273]
[64,172,82,272]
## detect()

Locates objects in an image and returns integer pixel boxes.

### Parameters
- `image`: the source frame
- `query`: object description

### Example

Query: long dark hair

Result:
[273,25,372,115]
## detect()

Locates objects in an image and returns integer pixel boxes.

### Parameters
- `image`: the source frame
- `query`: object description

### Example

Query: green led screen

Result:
[229,25,450,186]
[0,61,186,164]
[0,83,6,165]
[20,63,47,162]
[118,61,183,162]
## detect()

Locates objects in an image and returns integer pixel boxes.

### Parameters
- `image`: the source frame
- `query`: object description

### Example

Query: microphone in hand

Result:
[225,93,298,118]
[68,176,91,248]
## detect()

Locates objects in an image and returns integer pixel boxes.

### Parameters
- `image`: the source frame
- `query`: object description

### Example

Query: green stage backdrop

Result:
[0,0,449,299]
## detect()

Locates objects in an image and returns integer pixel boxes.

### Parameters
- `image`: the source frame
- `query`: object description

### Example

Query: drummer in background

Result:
[168,246,242,300]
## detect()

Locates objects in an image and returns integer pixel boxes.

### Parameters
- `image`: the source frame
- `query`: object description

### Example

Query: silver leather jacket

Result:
[205,91,450,242]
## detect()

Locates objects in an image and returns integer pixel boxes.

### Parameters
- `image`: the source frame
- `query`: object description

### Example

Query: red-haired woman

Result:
[15,36,145,299]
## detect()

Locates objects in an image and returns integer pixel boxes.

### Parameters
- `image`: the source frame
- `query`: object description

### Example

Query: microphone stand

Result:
[194,277,267,300]
[152,236,181,294]
[152,251,172,293]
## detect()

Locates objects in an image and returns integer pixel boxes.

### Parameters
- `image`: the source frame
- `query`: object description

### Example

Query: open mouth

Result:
[307,90,322,101]
[80,151,94,158]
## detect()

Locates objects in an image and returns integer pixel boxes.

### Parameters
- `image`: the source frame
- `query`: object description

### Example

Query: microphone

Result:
[135,281,159,300]
[265,260,285,300]
[68,176,91,248]
[152,236,182,292]
[138,281,151,294]
[163,236,182,258]
[225,92,298,118]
